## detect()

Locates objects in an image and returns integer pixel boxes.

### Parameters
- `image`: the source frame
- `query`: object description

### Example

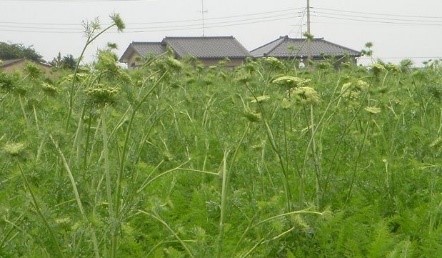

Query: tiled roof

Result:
[162,36,251,59]
[0,58,25,68]
[132,42,166,56]
[119,42,165,62]
[251,36,361,58]
[249,37,286,58]
[0,58,51,68]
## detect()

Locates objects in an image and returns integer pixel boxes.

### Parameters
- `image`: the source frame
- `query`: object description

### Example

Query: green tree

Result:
[0,42,43,62]
[50,52,77,70]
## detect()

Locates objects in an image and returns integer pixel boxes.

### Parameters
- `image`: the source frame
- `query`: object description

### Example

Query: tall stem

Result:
[18,164,64,257]
[50,135,100,258]
[217,150,230,258]
[101,105,117,258]
[65,23,118,131]
[309,105,321,207]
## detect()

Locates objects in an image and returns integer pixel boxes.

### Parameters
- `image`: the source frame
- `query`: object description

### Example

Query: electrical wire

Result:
[1,0,148,2]
[311,13,442,26]
[0,8,304,33]
[287,8,307,38]
[1,4,441,35]
[314,7,442,20]
[310,7,442,26]
[0,7,303,26]
[311,11,442,26]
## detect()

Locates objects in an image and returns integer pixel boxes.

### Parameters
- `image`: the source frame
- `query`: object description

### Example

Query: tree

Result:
[50,52,77,70]
[0,42,43,62]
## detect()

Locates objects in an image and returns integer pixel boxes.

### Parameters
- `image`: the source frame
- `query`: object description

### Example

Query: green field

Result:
[1,51,441,257]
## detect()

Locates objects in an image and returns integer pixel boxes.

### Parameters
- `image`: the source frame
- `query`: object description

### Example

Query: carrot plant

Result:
[1,32,441,257]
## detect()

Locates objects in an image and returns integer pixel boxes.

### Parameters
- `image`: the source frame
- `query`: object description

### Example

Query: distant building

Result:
[0,58,53,76]
[251,36,361,65]
[120,36,251,68]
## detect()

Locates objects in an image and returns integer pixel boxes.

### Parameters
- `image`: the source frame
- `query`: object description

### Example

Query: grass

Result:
[0,50,441,257]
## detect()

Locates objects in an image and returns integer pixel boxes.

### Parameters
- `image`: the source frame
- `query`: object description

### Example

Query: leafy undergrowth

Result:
[1,53,441,257]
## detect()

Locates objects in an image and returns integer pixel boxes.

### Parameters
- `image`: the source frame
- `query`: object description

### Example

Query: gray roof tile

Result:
[249,37,286,58]
[0,58,25,68]
[119,42,165,62]
[132,42,166,56]
[163,36,251,59]
[251,36,361,58]
[0,58,51,68]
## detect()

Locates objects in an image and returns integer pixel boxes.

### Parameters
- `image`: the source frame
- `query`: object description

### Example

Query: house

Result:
[0,58,53,76]
[120,36,251,68]
[119,42,165,69]
[251,36,361,65]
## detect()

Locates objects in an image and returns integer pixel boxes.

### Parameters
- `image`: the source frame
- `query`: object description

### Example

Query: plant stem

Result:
[50,135,100,258]
[137,210,194,258]
[309,105,322,207]
[217,149,230,258]
[114,73,167,218]
[18,164,64,258]
[18,95,30,126]
[66,22,119,131]
[344,120,370,203]
[246,84,292,211]
[101,105,118,258]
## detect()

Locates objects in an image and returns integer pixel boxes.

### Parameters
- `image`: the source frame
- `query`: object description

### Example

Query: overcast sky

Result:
[1,0,441,65]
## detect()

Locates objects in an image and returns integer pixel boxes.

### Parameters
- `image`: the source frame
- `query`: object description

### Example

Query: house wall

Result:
[1,60,53,77]
[194,58,245,68]
[127,54,143,69]
[272,55,358,68]
[125,54,246,69]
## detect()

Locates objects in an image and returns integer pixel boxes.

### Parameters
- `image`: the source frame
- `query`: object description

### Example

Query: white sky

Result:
[1,0,441,65]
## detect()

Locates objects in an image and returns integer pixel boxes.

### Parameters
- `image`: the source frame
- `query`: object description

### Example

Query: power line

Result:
[309,6,442,26]
[0,8,303,33]
[314,7,442,20]
[312,10,442,25]
[126,14,302,33]
[0,7,303,26]
[312,13,442,26]
[1,0,148,2]
[287,8,307,37]
[359,56,442,59]
[1,4,441,35]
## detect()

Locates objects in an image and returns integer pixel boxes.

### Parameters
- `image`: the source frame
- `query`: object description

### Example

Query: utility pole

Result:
[306,0,312,64]
[201,0,206,36]
[306,0,311,34]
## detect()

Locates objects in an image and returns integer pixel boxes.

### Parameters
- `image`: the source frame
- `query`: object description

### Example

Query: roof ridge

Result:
[131,41,162,44]
[250,36,285,53]
[232,37,252,57]
[284,37,360,56]
[164,36,235,39]
[0,58,25,68]
[0,58,51,68]
[315,38,361,55]
[266,36,289,55]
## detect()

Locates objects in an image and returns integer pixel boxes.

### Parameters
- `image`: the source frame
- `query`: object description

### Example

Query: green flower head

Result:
[84,84,119,106]
[288,86,320,105]
[3,142,26,156]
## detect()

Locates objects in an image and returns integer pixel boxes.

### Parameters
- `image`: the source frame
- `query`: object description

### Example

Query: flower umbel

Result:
[364,106,381,114]
[288,86,320,105]
[3,142,26,156]
[243,109,262,122]
[341,79,370,101]
[41,82,59,96]
[84,84,119,105]
[273,76,311,88]
[250,95,270,103]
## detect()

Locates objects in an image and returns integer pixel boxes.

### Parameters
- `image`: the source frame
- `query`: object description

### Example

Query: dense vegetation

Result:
[1,44,441,257]
[0,42,44,63]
